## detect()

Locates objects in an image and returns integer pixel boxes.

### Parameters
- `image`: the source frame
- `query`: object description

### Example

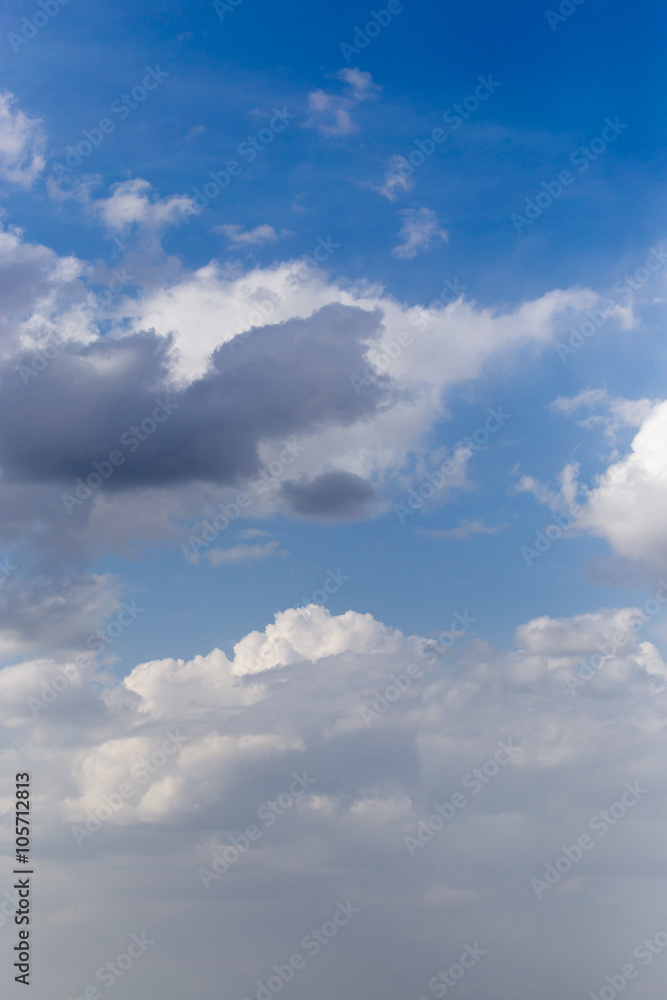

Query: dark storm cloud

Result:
[281,469,379,520]
[0,304,387,491]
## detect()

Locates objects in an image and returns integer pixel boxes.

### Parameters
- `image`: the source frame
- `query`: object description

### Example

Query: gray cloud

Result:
[281,470,379,521]
[0,304,387,494]
[1,603,666,1000]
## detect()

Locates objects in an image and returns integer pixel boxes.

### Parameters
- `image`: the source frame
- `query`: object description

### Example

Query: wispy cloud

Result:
[374,155,415,201]
[391,207,448,259]
[205,540,289,565]
[216,223,292,246]
[305,67,380,137]
[0,91,46,188]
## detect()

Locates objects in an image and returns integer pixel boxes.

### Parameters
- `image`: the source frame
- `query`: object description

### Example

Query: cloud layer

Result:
[1,601,666,999]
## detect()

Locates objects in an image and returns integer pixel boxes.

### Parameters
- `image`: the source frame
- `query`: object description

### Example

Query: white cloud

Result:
[374,154,415,200]
[0,222,607,559]
[520,396,667,572]
[336,67,381,101]
[205,540,289,565]
[238,528,272,540]
[550,388,656,441]
[0,91,46,188]
[216,223,291,246]
[392,207,449,259]
[0,224,91,359]
[92,178,195,233]
[305,68,379,137]
[305,89,357,136]
[577,399,667,570]
[1,601,667,998]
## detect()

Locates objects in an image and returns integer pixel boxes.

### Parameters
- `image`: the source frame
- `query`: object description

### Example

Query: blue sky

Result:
[2,2,667,998]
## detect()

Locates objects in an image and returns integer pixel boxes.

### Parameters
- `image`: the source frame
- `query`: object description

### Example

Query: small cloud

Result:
[206,540,288,566]
[91,178,194,234]
[47,173,101,206]
[216,223,292,246]
[305,68,379,137]
[392,208,448,259]
[238,528,272,540]
[374,155,415,201]
[185,125,205,141]
[549,389,655,441]
[0,91,46,188]
[305,90,357,137]
[422,520,509,541]
[336,68,381,101]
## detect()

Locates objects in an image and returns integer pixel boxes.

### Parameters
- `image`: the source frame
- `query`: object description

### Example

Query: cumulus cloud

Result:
[577,399,667,570]
[0,223,608,561]
[1,601,667,999]
[0,91,46,188]
[92,178,195,233]
[392,207,448,259]
[0,224,91,359]
[0,306,385,494]
[519,396,667,573]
